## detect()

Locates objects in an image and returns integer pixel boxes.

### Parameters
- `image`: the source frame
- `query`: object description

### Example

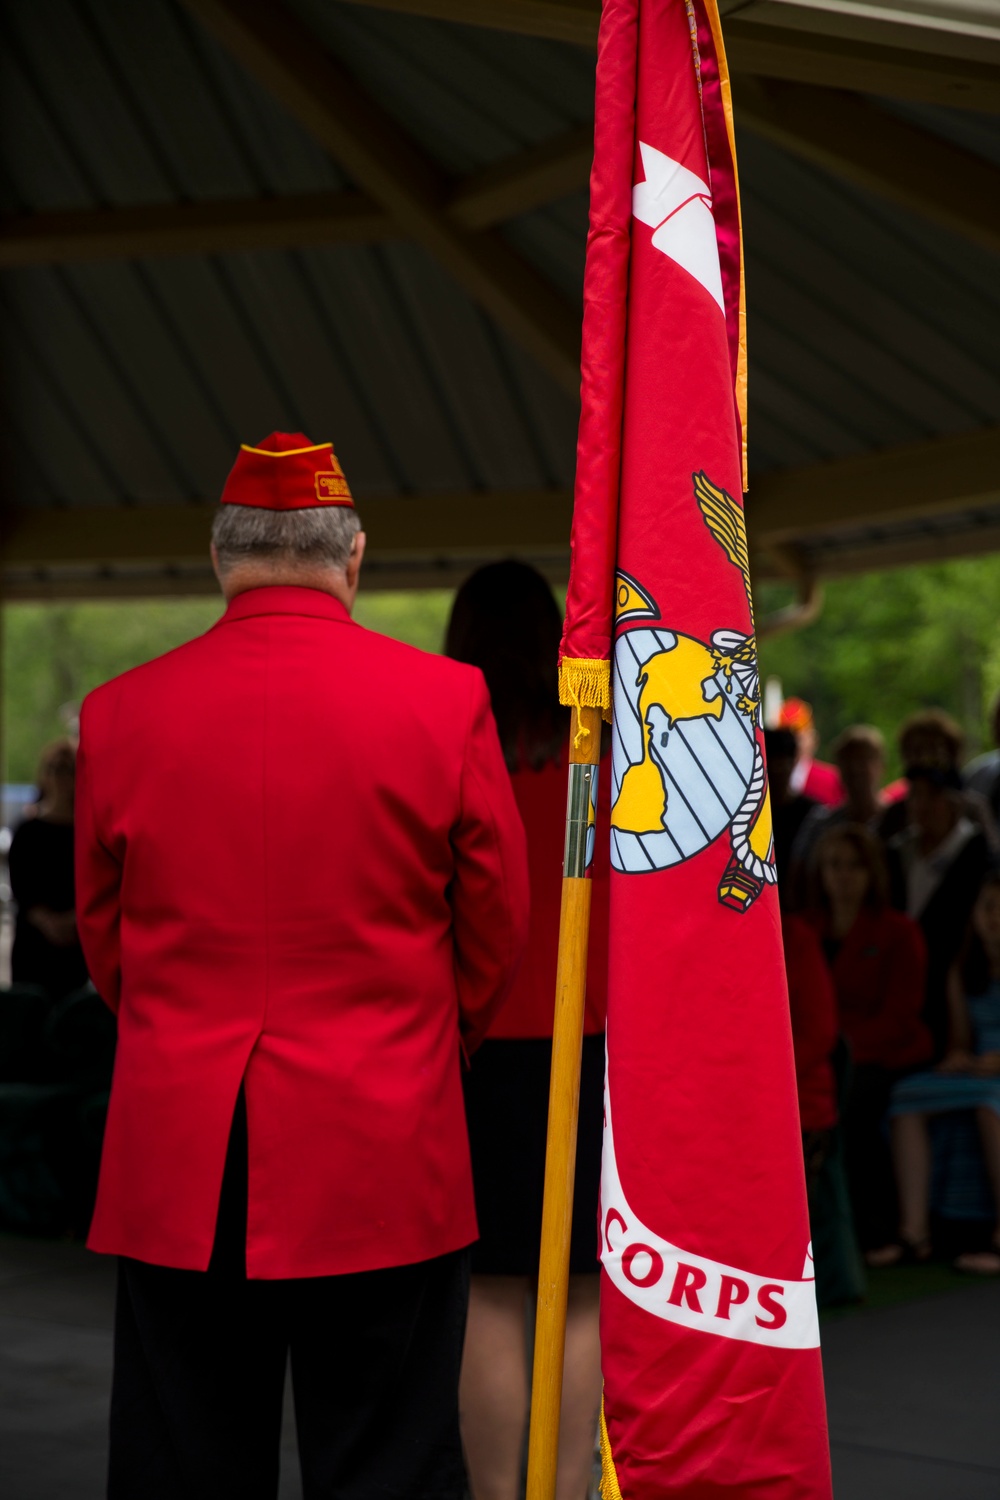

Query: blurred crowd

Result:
[767,696,1000,1296]
[3,657,1000,1309]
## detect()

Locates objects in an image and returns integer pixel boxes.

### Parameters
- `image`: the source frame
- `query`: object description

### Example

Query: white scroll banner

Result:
[600,1078,821,1350]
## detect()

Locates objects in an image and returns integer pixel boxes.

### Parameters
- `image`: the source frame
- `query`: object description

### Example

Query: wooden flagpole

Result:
[525,703,603,1500]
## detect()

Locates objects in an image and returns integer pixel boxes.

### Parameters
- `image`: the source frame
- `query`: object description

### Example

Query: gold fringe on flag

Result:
[558,656,612,714]
[599,1400,624,1500]
[558,658,612,749]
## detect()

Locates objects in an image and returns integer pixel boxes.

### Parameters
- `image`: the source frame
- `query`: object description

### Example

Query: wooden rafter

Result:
[7,76,999,271]
[0,192,391,268]
[724,19,1000,111]
[452,124,593,230]
[801,522,1000,578]
[0,491,574,569]
[7,429,1000,595]
[0,124,593,269]
[178,0,581,393]
[735,79,1000,254]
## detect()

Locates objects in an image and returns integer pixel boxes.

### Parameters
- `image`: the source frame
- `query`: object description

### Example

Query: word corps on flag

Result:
[559,1,833,1495]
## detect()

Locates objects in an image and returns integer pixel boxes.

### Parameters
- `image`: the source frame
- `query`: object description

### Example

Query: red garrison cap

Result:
[221,432,354,510]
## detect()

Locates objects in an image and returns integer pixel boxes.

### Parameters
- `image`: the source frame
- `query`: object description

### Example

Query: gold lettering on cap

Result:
[314,473,352,501]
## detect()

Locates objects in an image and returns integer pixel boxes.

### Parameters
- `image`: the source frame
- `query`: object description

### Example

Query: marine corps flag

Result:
[559,0,833,1494]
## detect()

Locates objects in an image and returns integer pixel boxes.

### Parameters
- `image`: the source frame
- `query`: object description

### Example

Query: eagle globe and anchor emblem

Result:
[610,472,777,911]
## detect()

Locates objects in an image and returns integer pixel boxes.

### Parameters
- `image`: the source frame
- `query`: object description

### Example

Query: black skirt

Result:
[463,1033,605,1276]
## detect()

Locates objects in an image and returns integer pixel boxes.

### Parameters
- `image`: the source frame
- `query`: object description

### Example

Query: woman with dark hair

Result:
[880,871,1000,1272]
[446,561,607,1500]
[804,824,930,1253]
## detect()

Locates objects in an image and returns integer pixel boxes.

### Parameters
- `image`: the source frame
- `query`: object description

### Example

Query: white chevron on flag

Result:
[632,140,725,314]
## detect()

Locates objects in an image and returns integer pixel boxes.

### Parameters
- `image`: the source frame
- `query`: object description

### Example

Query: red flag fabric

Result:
[561,1,833,1494]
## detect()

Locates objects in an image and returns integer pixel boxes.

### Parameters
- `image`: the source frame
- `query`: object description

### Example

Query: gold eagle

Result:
[692,469,759,722]
[692,469,754,628]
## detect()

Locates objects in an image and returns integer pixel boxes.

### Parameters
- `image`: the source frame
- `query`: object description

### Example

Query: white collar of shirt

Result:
[904,816,976,919]
[789,756,812,795]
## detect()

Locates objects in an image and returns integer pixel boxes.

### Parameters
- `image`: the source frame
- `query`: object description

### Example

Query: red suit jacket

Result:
[76,586,529,1279]
[800,759,844,809]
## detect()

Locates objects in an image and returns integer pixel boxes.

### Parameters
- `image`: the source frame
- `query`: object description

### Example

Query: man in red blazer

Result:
[75,432,529,1500]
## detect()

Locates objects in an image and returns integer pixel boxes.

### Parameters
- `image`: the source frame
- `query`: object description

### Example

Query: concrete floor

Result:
[0,1233,997,1499]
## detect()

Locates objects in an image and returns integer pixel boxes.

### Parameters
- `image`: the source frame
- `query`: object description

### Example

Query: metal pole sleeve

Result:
[526,704,602,1500]
[563,761,598,879]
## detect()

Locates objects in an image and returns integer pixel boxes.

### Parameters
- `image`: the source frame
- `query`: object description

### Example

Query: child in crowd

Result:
[880,870,1000,1273]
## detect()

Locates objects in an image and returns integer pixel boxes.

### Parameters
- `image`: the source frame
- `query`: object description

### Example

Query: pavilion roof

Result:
[2,0,999,597]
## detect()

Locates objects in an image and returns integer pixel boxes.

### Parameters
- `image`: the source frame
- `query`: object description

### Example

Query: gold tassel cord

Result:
[558,658,613,749]
[599,1399,624,1500]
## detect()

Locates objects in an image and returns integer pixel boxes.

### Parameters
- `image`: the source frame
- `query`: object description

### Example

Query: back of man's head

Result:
[210,433,364,603]
[211,501,361,578]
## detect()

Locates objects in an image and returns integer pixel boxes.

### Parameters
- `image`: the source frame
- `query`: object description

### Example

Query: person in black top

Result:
[886,765,991,1059]
[9,739,88,997]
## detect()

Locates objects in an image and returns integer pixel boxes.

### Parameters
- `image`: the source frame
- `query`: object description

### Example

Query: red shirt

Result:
[783,916,839,1132]
[76,587,529,1278]
[801,759,844,808]
[805,906,931,1069]
[487,751,610,1039]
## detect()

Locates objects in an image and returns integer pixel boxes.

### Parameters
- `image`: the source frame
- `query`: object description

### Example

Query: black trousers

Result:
[108,1096,470,1500]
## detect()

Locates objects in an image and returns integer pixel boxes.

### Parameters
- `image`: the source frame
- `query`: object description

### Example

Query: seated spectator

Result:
[804,824,930,1251]
[790,724,886,899]
[879,871,1000,1273]
[765,727,819,902]
[887,767,991,1059]
[8,739,88,998]
[879,709,998,849]
[778,697,844,808]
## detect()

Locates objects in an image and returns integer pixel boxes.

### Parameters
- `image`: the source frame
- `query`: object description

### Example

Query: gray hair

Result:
[212,503,361,574]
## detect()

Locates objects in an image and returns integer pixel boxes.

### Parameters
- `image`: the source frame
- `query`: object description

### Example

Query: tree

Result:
[2,592,453,785]
[757,555,1000,775]
[4,558,999,786]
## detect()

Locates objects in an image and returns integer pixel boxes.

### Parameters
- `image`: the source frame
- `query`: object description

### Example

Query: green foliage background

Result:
[756,555,1000,776]
[1,591,454,784]
[3,557,1000,784]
